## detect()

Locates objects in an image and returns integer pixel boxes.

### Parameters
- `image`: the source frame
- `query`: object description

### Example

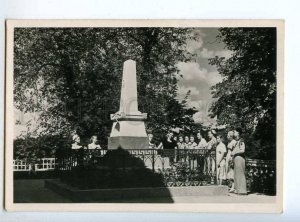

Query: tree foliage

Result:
[13,135,71,162]
[14,28,198,146]
[209,28,276,159]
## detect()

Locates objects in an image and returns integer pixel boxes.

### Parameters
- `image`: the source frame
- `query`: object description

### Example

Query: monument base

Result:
[108,136,149,150]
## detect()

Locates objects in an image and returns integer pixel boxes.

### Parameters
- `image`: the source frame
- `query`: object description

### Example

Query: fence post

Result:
[152,148,155,172]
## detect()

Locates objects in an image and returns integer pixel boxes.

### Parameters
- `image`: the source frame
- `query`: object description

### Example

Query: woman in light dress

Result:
[231,129,247,195]
[180,135,190,162]
[148,133,156,149]
[71,134,82,150]
[71,134,83,166]
[226,131,236,192]
[196,132,207,149]
[176,135,185,162]
[88,135,101,149]
[216,134,227,185]
[86,135,101,163]
[188,134,198,169]
[183,135,190,149]
[188,135,198,149]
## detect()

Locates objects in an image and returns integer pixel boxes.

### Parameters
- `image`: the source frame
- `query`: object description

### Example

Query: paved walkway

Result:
[14,179,276,203]
[14,179,71,203]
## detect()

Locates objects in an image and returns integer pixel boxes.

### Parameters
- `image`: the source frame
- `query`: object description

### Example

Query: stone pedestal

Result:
[108,136,148,150]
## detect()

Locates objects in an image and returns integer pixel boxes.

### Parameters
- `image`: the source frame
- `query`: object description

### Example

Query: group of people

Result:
[151,128,247,195]
[71,134,102,150]
[70,128,247,195]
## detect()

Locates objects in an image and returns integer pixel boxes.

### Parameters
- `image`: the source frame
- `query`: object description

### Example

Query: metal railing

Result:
[55,148,218,186]
[14,149,276,193]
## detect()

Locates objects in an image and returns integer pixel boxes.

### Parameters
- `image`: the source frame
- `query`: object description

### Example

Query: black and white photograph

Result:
[5,20,283,212]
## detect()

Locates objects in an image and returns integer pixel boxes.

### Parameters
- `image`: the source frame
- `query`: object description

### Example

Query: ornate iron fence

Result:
[56,148,217,187]
[15,148,274,193]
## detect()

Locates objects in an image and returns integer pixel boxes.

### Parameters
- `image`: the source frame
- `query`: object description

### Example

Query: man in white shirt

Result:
[196,132,207,172]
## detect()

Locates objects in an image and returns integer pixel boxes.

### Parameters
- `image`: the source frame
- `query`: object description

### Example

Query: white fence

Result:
[13,158,57,172]
[13,160,31,171]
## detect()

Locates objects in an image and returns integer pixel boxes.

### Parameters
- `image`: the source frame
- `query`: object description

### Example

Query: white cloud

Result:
[193,111,204,123]
[207,71,223,85]
[177,86,200,99]
[193,110,217,125]
[186,39,203,53]
[193,29,206,39]
[188,100,203,110]
[199,48,214,58]
[185,29,206,53]
[199,48,232,59]
[176,62,222,85]
[176,62,207,81]
[215,50,232,58]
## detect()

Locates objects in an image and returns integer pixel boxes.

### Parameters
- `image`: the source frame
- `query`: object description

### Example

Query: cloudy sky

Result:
[176,28,231,125]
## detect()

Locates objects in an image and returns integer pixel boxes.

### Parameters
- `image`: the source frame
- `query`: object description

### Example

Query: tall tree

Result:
[209,28,276,159]
[14,28,197,145]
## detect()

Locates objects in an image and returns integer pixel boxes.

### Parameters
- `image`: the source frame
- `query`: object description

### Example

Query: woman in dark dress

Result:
[157,131,177,164]
[158,131,177,150]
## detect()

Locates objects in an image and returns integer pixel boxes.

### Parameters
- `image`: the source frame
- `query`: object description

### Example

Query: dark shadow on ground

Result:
[13,148,174,203]
[14,179,71,203]
[58,147,173,202]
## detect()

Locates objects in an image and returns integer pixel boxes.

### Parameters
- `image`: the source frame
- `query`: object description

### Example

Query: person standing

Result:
[189,135,198,149]
[189,134,198,169]
[148,133,156,149]
[207,130,217,150]
[196,132,208,149]
[157,131,177,150]
[177,135,185,149]
[72,134,82,150]
[196,132,207,173]
[183,135,190,149]
[88,135,101,149]
[231,128,247,195]
[176,135,185,162]
[226,131,236,192]
[87,135,101,163]
[216,134,227,185]
[173,135,178,143]
[157,131,177,165]
[71,134,83,166]
[206,130,217,176]
[181,135,190,162]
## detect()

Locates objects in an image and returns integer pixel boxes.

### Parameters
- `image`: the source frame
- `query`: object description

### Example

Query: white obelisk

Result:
[119,60,140,116]
[108,60,148,149]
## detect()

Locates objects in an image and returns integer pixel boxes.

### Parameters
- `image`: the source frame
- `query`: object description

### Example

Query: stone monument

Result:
[108,60,148,149]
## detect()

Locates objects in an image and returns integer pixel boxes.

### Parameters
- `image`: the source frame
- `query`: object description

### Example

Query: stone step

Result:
[45,179,228,202]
